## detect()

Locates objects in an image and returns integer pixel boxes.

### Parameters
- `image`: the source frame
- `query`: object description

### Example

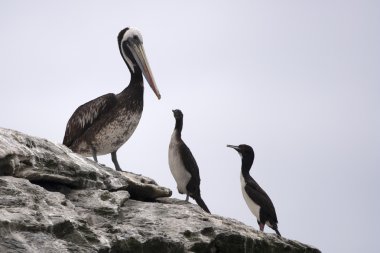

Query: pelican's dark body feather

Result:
[63,82,143,157]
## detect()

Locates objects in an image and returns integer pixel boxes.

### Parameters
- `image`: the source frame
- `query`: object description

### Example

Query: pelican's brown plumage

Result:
[63,27,160,171]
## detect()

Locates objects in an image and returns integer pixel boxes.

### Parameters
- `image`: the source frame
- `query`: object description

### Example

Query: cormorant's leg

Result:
[185,194,189,202]
[111,151,122,171]
[258,222,265,232]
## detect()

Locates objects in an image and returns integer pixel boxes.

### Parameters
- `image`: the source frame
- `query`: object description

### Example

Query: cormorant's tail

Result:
[271,223,281,237]
[274,228,281,237]
[192,194,211,214]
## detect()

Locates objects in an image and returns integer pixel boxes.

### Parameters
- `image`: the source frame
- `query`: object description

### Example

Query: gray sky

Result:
[1,1,379,252]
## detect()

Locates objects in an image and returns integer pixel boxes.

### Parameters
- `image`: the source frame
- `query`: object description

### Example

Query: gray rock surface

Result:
[0,128,171,200]
[0,128,320,253]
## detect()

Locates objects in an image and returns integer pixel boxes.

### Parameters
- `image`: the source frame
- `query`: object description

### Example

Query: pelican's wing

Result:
[63,93,117,147]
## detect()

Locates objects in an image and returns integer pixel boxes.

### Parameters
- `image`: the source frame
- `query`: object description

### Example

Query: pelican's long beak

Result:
[129,41,161,99]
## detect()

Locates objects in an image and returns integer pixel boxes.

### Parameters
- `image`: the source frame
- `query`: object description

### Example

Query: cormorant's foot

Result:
[256,229,264,235]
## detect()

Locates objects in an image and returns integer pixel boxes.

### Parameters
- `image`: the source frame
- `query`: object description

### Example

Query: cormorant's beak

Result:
[227,144,240,151]
[129,41,161,99]
[227,145,243,159]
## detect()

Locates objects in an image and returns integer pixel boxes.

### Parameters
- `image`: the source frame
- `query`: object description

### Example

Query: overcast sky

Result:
[1,1,379,252]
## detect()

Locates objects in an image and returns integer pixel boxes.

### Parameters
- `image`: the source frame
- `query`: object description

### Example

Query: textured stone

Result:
[0,128,320,252]
[0,127,171,200]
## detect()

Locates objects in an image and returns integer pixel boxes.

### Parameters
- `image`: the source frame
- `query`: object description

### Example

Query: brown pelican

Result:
[227,144,281,236]
[63,27,160,171]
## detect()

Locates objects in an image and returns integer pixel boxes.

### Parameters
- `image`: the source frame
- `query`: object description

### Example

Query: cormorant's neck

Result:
[174,117,183,137]
[241,155,254,179]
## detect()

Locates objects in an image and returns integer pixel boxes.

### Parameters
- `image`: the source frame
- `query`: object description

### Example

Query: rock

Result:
[121,171,172,201]
[0,127,171,200]
[0,128,320,252]
[0,176,125,252]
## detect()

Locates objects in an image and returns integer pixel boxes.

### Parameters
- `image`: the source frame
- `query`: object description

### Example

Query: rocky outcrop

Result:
[0,128,320,253]
[0,128,171,200]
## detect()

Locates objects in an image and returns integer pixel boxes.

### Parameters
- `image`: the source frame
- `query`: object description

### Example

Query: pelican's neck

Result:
[130,69,143,86]
[120,69,143,94]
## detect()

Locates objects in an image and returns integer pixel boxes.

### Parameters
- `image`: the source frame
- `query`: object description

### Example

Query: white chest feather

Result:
[240,173,261,221]
[168,131,191,194]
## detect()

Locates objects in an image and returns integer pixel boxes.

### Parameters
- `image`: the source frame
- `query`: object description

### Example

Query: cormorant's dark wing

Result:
[244,177,278,223]
[178,141,201,193]
[63,93,117,147]
[178,140,210,213]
